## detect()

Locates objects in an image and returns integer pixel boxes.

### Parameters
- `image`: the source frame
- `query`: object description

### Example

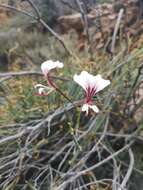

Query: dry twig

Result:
[0,2,73,56]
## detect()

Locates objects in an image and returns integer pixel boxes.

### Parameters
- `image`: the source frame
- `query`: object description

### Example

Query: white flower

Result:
[73,71,110,114]
[41,60,64,76]
[35,84,54,96]
[82,104,99,115]
[73,71,110,93]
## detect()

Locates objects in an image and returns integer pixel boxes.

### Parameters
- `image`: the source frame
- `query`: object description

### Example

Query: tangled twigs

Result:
[0,102,77,145]
[0,106,137,190]
[57,140,134,190]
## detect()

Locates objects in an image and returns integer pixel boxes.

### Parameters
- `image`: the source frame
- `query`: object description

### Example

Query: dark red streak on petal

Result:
[85,85,96,104]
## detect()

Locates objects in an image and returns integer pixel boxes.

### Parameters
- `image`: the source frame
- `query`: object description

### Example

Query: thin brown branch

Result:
[0,3,35,19]
[0,2,73,56]
[26,0,73,56]
[39,19,73,56]
[75,0,93,58]
[61,0,77,11]
[0,71,70,81]
[26,0,41,19]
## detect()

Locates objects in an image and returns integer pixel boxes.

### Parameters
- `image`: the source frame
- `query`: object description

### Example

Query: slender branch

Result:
[47,74,74,104]
[26,0,41,19]
[74,179,126,190]
[39,19,73,56]
[111,9,124,54]
[75,0,93,58]
[94,132,143,142]
[119,148,134,190]
[130,98,143,116]
[61,0,77,11]
[0,2,73,56]
[26,0,73,56]
[0,129,30,145]
[0,71,70,81]
[0,3,35,19]
[126,64,143,104]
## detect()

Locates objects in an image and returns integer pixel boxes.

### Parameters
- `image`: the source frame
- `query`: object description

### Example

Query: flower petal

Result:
[73,71,110,93]
[34,84,48,89]
[93,74,110,93]
[38,87,46,95]
[73,71,94,91]
[89,105,99,113]
[41,60,64,76]
[81,104,89,115]
[35,83,54,95]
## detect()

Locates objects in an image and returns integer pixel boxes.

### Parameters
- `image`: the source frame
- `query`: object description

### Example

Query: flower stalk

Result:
[47,74,73,104]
